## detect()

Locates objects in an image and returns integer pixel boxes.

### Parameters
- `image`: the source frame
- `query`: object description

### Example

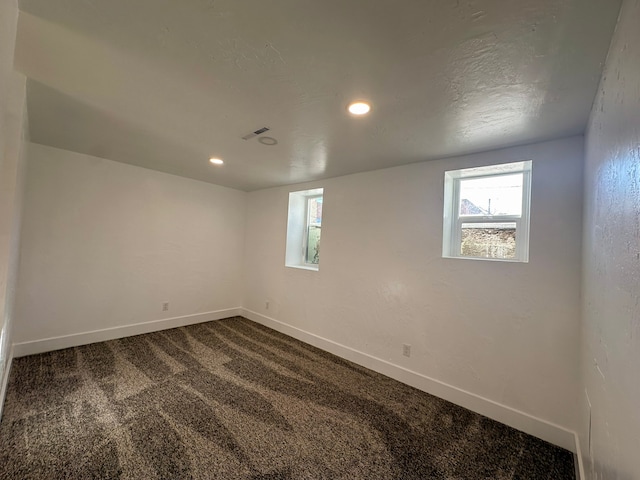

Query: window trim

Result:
[443,161,532,262]
[285,188,324,271]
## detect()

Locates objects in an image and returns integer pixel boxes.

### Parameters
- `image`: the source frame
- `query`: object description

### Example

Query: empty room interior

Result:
[0,0,638,478]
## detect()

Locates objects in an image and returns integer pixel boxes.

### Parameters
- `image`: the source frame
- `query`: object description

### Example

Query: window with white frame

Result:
[285,188,323,270]
[443,161,532,262]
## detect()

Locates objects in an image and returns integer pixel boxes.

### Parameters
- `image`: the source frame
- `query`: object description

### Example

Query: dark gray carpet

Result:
[0,317,575,479]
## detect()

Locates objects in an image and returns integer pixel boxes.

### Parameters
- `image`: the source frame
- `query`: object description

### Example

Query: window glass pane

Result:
[308,197,322,225]
[459,174,523,216]
[306,226,321,264]
[461,222,516,259]
[306,196,322,264]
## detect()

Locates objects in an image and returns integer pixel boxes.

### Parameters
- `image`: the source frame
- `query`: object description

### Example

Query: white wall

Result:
[243,136,584,435]
[581,0,640,478]
[14,143,245,350]
[0,0,28,411]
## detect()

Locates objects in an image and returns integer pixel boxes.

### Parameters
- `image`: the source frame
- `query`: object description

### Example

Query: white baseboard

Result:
[8,306,581,463]
[0,344,15,422]
[242,308,578,453]
[12,308,242,357]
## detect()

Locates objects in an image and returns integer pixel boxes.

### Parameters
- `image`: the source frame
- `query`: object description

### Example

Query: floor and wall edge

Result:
[242,308,579,456]
[574,433,586,480]
[0,344,15,422]
[8,306,583,473]
[12,308,242,357]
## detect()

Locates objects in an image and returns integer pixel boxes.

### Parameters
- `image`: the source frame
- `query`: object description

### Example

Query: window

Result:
[304,195,322,265]
[443,161,532,262]
[286,188,323,270]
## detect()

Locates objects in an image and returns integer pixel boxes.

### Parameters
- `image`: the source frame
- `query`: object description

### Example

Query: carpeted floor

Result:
[0,317,575,479]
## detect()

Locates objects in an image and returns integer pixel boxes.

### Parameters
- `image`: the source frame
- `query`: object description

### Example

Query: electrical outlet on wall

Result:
[403,344,411,357]
[162,302,169,312]
[265,300,270,310]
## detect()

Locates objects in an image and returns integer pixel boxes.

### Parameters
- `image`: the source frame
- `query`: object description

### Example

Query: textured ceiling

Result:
[15,0,621,191]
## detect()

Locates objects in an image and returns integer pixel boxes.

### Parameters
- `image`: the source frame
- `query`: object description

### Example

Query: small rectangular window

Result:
[304,195,322,265]
[286,188,324,270]
[443,161,531,262]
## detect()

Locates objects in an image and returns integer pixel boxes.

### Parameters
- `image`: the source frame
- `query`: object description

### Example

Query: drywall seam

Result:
[0,344,14,422]
[242,308,578,452]
[12,308,241,357]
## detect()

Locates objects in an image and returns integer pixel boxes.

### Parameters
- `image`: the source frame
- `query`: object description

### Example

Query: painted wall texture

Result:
[243,136,584,431]
[0,0,28,401]
[581,0,640,478]
[14,144,246,343]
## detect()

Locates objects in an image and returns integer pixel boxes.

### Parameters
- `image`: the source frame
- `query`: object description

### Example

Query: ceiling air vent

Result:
[242,127,270,141]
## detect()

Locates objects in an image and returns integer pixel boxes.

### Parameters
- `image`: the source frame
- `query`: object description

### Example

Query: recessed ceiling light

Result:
[209,157,224,165]
[348,101,371,115]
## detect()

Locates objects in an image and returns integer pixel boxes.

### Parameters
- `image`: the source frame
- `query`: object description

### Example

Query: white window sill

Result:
[285,264,319,271]
[442,255,527,263]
